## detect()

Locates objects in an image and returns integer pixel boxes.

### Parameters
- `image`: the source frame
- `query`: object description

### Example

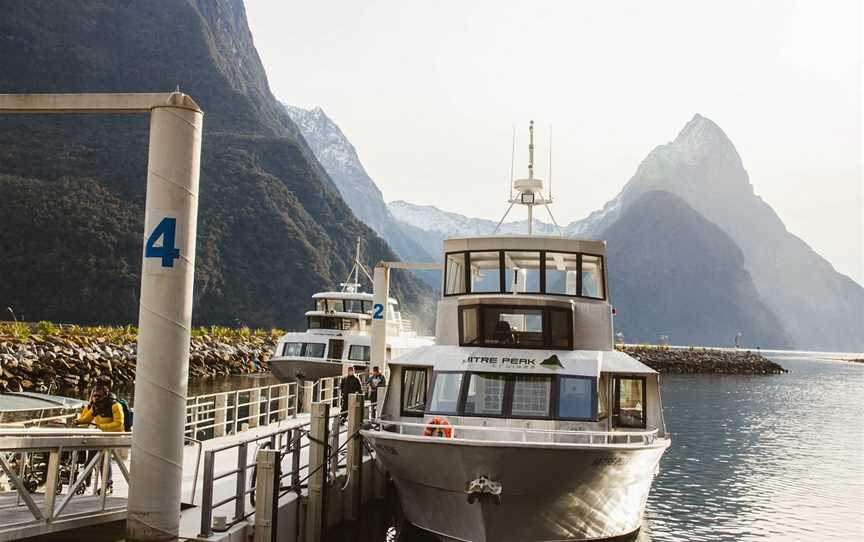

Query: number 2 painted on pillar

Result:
[373,303,384,320]
[145,217,181,267]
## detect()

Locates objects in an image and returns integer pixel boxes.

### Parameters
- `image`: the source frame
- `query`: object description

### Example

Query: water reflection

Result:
[644,356,864,541]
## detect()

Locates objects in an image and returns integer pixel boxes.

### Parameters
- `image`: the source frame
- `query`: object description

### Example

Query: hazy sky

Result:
[246,0,862,284]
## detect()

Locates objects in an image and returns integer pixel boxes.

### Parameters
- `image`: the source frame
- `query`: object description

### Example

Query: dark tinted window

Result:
[558,376,595,419]
[401,368,427,417]
[348,345,370,361]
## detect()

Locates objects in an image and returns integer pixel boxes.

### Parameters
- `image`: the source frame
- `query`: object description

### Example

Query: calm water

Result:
[642,354,864,542]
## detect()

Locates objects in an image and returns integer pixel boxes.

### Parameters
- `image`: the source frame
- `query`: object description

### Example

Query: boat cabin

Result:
[306,292,406,335]
[436,235,614,351]
[378,235,666,439]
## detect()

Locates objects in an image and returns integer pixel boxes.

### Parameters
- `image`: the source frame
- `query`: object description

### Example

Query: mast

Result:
[493,120,563,236]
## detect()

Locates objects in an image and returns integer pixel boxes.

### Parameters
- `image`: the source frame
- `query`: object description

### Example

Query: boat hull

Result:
[270,357,367,381]
[363,432,669,542]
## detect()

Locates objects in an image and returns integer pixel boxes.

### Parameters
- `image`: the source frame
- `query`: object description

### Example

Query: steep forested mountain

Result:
[0,0,433,330]
[283,106,435,265]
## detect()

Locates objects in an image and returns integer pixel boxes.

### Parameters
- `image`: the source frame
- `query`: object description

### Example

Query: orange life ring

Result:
[423,416,454,438]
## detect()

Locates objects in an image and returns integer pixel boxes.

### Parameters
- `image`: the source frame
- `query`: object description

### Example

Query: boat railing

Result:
[185,383,297,442]
[370,419,660,446]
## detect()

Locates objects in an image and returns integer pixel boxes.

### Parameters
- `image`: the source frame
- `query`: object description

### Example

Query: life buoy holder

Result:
[423,416,454,438]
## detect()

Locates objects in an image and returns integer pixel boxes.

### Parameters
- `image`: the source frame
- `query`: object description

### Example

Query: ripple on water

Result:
[644,356,864,541]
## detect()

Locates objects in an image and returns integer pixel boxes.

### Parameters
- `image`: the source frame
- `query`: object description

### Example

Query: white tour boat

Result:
[362,122,670,541]
[270,243,433,381]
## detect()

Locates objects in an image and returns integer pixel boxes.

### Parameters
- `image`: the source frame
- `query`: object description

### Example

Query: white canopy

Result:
[391,345,655,377]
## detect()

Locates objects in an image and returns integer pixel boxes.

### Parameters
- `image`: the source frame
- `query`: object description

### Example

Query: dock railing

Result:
[197,398,376,537]
[0,430,132,537]
[185,382,298,441]
[369,420,660,446]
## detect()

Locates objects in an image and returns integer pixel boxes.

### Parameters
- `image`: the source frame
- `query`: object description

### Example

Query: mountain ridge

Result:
[0,0,433,330]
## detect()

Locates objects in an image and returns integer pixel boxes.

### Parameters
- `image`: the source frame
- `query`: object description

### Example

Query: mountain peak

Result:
[672,114,738,157]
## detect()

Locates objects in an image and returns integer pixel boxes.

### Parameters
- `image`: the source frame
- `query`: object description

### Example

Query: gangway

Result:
[0,377,365,541]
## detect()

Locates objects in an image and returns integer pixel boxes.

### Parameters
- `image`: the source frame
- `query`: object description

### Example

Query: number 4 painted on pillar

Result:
[145,217,181,268]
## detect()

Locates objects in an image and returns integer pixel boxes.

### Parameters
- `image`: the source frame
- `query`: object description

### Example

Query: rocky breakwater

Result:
[0,322,282,396]
[618,345,787,374]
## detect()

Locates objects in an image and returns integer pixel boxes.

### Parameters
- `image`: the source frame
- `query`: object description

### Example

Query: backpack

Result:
[117,398,133,432]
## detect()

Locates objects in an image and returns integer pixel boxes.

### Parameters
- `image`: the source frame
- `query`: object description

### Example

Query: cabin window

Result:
[469,251,502,293]
[581,255,605,299]
[460,306,480,344]
[504,251,541,293]
[401,368,428,417]
[304,343,325,358]
[344,299,365,313]
[544,252,580,295]
[445,252,467,295]
[282,342,325,358]
[464,374,506,416]
[315,299,327,311]
[511,375,553,417]
[282,342,303,357]
[558,376,596,420]
[458,305,573,349]
[613,376,646,429]
[482,307,544,347]
[348,345,370,362]
[597,373,610,420]
[428,372,464,414]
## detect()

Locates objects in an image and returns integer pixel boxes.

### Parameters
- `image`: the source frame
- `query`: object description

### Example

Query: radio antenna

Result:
[509,126,516,197]
[548,126,553,199]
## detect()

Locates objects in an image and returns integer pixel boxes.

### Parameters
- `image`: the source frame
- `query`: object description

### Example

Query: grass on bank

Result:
[0,321,285,343]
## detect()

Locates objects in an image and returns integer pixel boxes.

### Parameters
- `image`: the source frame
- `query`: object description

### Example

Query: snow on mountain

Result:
[283,104,436,271]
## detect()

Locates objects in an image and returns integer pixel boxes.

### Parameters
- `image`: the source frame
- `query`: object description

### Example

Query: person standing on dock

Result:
[340,366,362,422]
[366,366,386,401]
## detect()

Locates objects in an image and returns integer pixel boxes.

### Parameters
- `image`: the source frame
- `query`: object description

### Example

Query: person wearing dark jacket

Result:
[366,366,387,401]
[340,366,363,422]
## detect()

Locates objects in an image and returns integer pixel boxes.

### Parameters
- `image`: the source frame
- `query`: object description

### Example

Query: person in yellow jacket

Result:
[72,384,124,492]
[74,384,124,432]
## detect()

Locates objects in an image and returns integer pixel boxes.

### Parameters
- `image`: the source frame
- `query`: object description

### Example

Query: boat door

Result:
[328,339,345,360]
[611,375,647,429]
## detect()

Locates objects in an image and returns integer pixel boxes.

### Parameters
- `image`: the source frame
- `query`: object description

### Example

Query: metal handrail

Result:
[0,431,132,532]
[185,383,297,441]
[368,419,660,445]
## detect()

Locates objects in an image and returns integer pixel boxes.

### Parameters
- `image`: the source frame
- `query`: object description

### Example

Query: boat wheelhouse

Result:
[269,244,433,381]
[361,122,670,542]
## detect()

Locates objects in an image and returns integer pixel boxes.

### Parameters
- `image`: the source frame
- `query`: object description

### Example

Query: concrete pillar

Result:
[213,394,227,438]
[375,386,387,419]
[306,403,329,542]
[371,266,390,371]
[345,393,364,521]
[127,103,203,541]
[249,389,261,429]
[276,384,289,421]
[302,381,315,414]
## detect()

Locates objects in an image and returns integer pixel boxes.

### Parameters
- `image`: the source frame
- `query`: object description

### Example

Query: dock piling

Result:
[306,403,329,542]
[253,449,280,542]
[345,393,364,521]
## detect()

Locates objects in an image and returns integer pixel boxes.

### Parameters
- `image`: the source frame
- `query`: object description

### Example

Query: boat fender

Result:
[423,416,453,438]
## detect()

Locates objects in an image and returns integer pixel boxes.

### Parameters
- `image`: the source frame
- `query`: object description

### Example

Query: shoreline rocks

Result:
[0,322,280,397]
[617,345,787,374]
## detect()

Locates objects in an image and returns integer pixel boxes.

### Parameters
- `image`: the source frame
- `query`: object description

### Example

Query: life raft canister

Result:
[423,416,454,438]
